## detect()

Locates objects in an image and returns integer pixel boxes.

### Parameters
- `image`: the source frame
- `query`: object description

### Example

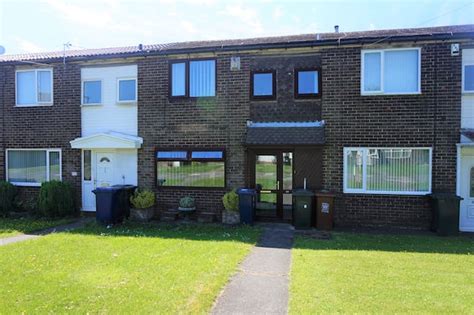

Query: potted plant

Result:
[130,189,155,222]
[222,189,240,224]
[178,196,196,212]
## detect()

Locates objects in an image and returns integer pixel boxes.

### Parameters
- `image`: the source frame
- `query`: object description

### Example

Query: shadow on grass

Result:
[66,220,261,245]
[294,231,474,255]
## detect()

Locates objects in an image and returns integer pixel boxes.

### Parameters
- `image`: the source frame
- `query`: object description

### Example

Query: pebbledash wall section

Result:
[322,43,462,228]
[0,63,82,205]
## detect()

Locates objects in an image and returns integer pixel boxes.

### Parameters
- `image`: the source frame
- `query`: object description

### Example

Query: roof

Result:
[461,129,474,144]
[1,24,473,63]
[245,121,325,146]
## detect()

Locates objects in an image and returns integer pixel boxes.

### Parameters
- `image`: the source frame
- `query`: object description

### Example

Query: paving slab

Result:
[212,223,294,315]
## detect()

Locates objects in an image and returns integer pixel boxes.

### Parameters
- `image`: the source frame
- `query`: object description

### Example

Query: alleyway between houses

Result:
[212,223,294,315]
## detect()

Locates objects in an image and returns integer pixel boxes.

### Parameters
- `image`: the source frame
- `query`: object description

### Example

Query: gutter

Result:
[1,31,473,65]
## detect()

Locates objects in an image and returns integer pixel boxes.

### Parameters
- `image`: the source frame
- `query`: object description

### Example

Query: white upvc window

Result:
[462,63,474,93]
[361,48,421,95]
[343,147,432,195]
[117,78,137,103]
[16,69,53,106]
[6,149,62,187]
[82,80,102,105]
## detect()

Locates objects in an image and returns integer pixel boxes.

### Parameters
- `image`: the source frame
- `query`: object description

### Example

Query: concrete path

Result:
[0,218,91,246]
[212,223,294,315]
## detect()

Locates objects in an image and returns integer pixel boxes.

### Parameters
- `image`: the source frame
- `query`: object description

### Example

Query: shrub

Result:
[38,181,77,218]
[222,189,239,212]
[179,196,195,209]
[0,181,17,217]
[130,189,155,209]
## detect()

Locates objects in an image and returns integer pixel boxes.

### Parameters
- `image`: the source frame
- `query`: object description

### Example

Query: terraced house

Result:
[0,24,473,231]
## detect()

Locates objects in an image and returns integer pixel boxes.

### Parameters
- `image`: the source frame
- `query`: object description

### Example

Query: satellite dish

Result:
[0,46,5,55]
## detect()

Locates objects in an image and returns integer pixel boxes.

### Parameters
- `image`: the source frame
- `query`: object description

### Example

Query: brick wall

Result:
[321,43,462,228]
[137,54,251,217]
[0,63,82,206]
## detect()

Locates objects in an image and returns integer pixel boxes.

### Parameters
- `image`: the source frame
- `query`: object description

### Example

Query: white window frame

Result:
[462,63,474,94]
[343,147,432,195]
[15,68,54,106]
[361,48,421,95]
[5,149,62,187]
[81,79,103,106]
[116,77,137,103]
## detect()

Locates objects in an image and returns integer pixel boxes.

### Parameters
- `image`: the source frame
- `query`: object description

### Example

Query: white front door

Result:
[96,151,115,187]
[81,150,115,212]
[460,156,474,232]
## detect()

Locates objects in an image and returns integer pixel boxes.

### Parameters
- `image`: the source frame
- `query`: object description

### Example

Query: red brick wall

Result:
[0,63,82,205]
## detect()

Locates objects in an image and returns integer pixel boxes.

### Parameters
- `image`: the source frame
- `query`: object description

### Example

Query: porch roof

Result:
[245,121,325,146]
[460,129,474,145]
[70,132,143,149]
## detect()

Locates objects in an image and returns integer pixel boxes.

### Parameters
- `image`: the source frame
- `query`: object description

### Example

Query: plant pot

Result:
[178,207,196,212]
[222,210,240,225]
[130,207,155,222]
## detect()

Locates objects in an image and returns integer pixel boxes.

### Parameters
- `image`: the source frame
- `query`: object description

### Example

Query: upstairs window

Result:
[170,60,216,98]
[343,147,431,195]
[361,48,420,95]
[16,69,53,106]
[463,64,474,93]
[251,71,275,99]
[82,80,102,105]
[117,78,137,102]
[157,149,225,188]
[295,69,321,98]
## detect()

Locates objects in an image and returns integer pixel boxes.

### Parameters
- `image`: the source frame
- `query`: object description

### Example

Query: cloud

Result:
[14,37,45,53]
[369,23,376,30]
[272,6,283,20]
[180,20,197,34]
[219,4,263,34]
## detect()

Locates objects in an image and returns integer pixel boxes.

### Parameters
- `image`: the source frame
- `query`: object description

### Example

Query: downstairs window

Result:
[7,149,61,186]
[343,147,431,195]
[156,150,225,188]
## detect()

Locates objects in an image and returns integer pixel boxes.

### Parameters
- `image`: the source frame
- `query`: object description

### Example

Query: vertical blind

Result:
[297,70,319,94]
[384,50,418,93]
[37,70,52,102]
[190,60,215,97]
[345,148,431,194]
[363,52,382,91]
[8,150,47,183]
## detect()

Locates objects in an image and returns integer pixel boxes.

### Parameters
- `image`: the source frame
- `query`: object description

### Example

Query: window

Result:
[16,69,53,106]
[361,48,420,95]
[470,167,474,198]
[7,149,61,186]
[295,69,321,98]
[157,149,225,188]
[82,80,102,105]
[170,60,216,98]
[251,71,275,99]
[463,64,474,93]
[83,150,91,181]
[117,78,137,102]
[343,147,431,195]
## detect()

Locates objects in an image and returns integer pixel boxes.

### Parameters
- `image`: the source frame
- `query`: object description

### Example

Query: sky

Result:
[0,0,473,55]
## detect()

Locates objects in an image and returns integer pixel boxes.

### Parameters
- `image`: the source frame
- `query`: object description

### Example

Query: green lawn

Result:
[290,232,474,314]
[0,222,260,314]
[0,217,74,238]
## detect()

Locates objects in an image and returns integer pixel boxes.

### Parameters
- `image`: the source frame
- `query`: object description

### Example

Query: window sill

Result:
[169,96,217,102]
[81,103,103,107]
[116,101,137,106]
[360,91,422,96]
[9,182,42,187]
[157,186,227,191]
[343,190,430,196]
[14,103,54,108]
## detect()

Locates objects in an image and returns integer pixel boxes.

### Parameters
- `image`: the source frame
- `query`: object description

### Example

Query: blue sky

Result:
[0,0,473,55]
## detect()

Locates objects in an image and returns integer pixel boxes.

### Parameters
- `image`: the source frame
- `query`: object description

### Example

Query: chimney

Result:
[334,25,339,33]
[138,43,143,51]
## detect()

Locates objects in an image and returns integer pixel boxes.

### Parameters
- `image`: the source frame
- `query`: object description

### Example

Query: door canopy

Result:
[70,132,143,149]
